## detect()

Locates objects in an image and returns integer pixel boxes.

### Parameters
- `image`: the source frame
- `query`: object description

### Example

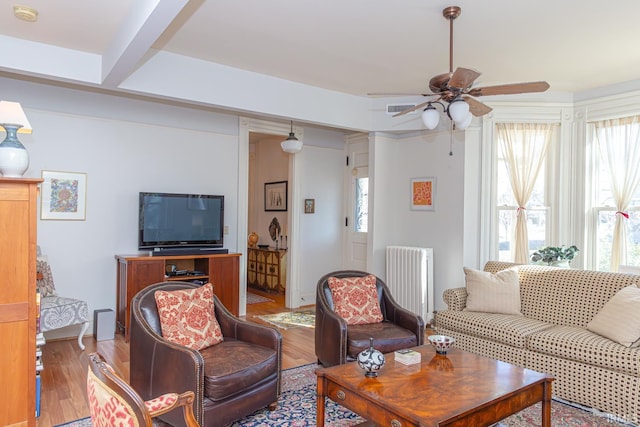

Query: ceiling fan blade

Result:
[468,81,550,97]
[392,99,435,117]
[448,67,481,90]
[463,95,493,117]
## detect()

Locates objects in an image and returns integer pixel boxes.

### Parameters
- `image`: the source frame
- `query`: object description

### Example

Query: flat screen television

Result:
[138,192,224,252]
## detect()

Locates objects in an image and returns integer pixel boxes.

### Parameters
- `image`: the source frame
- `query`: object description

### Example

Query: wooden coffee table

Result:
[316,345,553,426]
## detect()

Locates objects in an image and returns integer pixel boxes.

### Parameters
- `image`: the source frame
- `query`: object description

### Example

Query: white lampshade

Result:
[281,121,303,154]
[455,111,473,130]
[421,106,440,130]
[448,98,470,122]
[281,133,303,154]
[0,101,32,134]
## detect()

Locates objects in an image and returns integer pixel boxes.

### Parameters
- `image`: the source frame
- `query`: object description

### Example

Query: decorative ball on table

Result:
[248,232,259,248]
[357,337,385,378]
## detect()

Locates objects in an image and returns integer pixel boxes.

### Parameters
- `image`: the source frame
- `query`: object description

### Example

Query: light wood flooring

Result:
[37,290,316,427]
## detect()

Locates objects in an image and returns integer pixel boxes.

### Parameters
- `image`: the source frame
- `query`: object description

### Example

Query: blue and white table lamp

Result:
[0,100,32,177]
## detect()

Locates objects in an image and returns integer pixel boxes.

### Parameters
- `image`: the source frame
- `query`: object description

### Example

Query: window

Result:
[495,123,555,263]
[354,177,368,233]
[588,116,640,270]
[496,151,549,261]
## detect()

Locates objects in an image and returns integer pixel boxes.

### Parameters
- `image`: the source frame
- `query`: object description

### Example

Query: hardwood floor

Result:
[37,290,316,427]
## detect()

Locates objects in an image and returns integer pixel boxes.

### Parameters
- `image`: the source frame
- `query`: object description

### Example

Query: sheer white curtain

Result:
[497,123,553,263]
[593,116,640,271]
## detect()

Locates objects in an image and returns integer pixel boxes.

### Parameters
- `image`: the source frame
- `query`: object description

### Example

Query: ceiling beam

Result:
[101,0,189,87]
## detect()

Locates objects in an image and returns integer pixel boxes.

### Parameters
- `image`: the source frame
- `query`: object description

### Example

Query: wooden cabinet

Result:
[115,253,240,341]
[0,178,41,427]
[247,247,286,293]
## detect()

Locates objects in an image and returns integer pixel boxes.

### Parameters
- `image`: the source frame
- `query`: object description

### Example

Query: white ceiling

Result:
[1,0,640,126]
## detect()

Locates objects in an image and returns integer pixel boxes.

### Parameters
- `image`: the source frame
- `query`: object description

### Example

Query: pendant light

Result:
[281,121,303,154]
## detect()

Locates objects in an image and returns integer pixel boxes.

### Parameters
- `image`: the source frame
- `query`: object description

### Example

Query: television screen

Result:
[138,192,224,250]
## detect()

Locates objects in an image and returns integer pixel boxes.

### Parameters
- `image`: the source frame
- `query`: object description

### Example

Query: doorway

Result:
[247,131,289,310]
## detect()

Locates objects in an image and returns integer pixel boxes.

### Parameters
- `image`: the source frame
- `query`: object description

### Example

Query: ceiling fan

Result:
[372,6,550,129]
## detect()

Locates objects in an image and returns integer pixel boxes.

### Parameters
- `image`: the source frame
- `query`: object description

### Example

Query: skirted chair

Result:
[36,249,90,349]
[129,282,282,427]
[315,270,425,367]
[86,352,199,427]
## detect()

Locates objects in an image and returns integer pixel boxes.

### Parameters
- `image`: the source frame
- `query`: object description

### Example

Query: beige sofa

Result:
[434,261,640,425]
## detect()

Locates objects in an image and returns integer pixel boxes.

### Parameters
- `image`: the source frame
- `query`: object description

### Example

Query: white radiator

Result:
[385,246,434,323]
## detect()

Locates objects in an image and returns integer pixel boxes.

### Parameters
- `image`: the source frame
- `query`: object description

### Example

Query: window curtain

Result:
[497,123,553,264]
[593,116,640,271]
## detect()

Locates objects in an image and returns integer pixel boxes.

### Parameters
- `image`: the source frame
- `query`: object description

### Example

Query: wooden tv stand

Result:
[115,252,240,341]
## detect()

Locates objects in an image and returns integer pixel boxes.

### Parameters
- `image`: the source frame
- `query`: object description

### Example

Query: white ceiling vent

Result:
[386,104,417,115]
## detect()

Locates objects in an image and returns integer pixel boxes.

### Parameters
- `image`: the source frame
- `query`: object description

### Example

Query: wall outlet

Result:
[224,226,229,235]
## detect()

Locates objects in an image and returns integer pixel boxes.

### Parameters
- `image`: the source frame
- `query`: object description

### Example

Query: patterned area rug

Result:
[247,292,274,304]
[54,364,636,426]
[257,309,315,329]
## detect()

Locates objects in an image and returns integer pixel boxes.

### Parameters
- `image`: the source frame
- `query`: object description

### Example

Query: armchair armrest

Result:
[215,297,282,351]
[382,293,425,345]
[443,287,467,311]
[145,391,198,427]
[315,292,349,367]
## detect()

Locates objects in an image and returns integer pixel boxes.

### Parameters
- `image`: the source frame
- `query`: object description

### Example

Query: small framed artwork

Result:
[304,198,315,214]
[41,170,87,220]
[411,177,436,211]
[264,181,288,211]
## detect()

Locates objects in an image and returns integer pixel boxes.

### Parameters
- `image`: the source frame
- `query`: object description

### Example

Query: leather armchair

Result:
[315,270,425,367]
[130,282,282,427]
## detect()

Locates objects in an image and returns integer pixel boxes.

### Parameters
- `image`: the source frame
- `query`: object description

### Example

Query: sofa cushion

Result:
[346,321,418,358]
[154,283,223,350]
[200,339,278,401]
[514,265,638,327]
[464,267,522,315]
[587,284,640,347]
[436,310,553,348]
[328,275,384,325]
[527,325,640,376]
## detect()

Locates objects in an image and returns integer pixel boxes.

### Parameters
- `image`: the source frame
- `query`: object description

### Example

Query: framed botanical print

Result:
[41,170,87,220]
[264,181,288,211]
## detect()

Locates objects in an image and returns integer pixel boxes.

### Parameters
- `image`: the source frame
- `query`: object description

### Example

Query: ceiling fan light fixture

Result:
[421,105,440,130]
[281,121,303,154]
[455,111,473,130]
[447,98,469,122]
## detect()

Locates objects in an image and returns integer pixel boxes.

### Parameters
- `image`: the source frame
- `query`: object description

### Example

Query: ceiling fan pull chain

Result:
[450,121,454,156]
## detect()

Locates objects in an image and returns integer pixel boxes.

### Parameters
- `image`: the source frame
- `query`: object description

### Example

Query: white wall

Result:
[1,78,240,339]
[370,130,466,311]
[296,145,345,304]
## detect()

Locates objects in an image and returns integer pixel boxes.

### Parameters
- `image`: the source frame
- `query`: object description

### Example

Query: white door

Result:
[344,135,369,270]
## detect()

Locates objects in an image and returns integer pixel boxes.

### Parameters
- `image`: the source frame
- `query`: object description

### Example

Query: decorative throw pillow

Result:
[154,283,223,350]
[587,284,640,347]
[464,267,522,315]
[36,257,56,297]
[327,275,384,325]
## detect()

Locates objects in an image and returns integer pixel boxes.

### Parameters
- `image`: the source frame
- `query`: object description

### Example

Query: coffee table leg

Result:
[541,380,552,427]
[317,378,326,426]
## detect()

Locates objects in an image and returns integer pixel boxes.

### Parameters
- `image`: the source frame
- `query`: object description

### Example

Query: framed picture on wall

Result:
[304,198,315,214]
[265,181,288,211]
[40,170,88,220]
[411,177,436,211]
